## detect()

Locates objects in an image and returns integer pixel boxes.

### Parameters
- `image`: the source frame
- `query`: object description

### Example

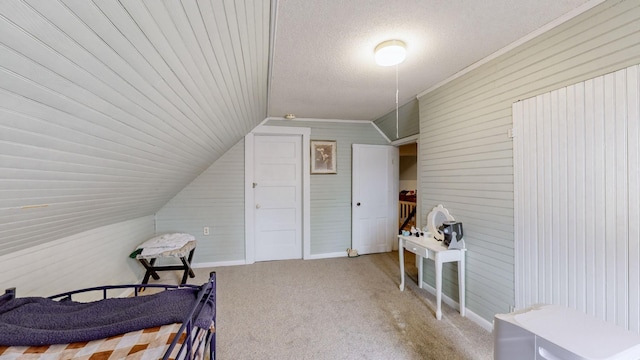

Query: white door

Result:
[254,135,302,261]
[352,144,398,254]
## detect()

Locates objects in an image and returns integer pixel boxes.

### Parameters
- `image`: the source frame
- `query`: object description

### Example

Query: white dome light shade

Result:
[374,40,406,66]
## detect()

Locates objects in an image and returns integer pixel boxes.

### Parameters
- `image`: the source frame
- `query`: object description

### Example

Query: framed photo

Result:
[311,140,337,174]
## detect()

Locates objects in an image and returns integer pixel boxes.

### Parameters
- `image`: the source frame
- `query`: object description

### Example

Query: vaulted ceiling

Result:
[0,0,269,254]
[0,0,594,254]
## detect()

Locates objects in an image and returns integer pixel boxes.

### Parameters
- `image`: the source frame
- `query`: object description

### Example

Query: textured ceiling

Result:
[268,0,597,121]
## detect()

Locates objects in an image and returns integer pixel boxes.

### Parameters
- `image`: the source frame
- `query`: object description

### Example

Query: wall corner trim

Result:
[371,122,392,143]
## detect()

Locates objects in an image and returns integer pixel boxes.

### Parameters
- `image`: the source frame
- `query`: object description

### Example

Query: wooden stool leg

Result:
[178,249,196,284]
[187,249,196,278]
[179,258,190,284]
[139,258,161,284]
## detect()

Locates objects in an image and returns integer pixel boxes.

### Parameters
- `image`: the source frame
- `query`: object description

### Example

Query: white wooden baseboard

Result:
[192,260,247,268]
[305,252,348,260]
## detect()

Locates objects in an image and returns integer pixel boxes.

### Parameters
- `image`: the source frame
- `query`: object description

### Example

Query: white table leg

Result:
[399,237,405,291]
[435,254,443,320]
[458,251,466,317]
[418,254,423,289]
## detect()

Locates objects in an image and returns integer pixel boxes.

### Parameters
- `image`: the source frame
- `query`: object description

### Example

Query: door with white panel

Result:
[352,144,398,254]
[254,135,302,261]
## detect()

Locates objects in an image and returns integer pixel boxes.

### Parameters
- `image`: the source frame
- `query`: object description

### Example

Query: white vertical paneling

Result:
[603,72,616,323]
[513,101,524,308]
[0,0,270,257]
[573,81,587,312]
[584,77,596,315]
[566,84,577,309]
[614,69,629,328]
[593,74,607,320]
[514,64,640,331]
[542,91,553,303]
[524,98,536,305]
[628,65,640,333]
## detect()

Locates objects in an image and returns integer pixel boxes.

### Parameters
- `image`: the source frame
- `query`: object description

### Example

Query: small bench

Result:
[132,233,197,285]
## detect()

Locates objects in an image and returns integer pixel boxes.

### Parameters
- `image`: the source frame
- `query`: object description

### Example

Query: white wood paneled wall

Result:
[514,64,640,332]
[0,216,155,297]
[0,0,270,255]
[156,139,245,264]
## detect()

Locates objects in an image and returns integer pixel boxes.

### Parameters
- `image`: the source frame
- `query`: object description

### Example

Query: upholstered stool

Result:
[133,233,197,284]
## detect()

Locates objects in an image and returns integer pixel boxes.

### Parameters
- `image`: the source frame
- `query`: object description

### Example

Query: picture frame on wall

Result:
[311,140,337,174]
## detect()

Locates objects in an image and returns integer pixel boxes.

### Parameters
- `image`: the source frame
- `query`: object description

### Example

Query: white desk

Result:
[398,234,466,320]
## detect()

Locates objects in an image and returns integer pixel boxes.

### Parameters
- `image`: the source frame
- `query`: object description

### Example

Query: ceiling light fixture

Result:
[374,40,406,67]
[374,39,407,139]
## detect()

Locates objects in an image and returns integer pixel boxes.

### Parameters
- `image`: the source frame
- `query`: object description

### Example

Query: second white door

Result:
[352,144,398,254]
[254,135,302,261]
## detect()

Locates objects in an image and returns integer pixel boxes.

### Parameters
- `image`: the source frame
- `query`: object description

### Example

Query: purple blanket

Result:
[0,287,208,346]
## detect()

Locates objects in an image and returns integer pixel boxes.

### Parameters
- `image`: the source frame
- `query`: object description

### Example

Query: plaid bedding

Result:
[0,322,207,360]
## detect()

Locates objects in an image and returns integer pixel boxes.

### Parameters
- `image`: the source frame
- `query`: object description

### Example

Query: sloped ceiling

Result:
[0,0,597,255]
[0,0,269,254]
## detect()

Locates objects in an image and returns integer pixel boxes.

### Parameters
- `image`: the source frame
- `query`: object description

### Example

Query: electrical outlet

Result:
[203,226,210,235]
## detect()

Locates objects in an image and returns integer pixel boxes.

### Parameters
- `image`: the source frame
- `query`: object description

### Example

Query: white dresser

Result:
[494,304,640,360]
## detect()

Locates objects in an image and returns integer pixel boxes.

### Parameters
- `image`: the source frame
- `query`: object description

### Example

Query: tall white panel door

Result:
[254,135,302,261]
[352,144,398,254]
[514,64,640,332]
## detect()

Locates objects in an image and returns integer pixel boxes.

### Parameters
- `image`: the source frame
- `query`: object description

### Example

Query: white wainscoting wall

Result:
[0,216,155,297]
[514,64,639,332]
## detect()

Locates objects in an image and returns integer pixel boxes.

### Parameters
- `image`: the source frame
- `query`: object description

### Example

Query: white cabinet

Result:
[494,304,640,360]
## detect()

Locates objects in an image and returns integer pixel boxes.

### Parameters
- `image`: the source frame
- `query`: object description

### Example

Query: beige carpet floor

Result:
[150,251,494,360]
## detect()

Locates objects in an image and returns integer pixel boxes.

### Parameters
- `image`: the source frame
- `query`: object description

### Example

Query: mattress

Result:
[0,322,207,360]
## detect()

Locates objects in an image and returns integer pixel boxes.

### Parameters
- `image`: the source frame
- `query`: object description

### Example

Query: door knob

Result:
[256,204,261,209]
[356,202,361,206]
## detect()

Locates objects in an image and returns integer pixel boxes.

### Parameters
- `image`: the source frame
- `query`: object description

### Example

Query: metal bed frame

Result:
[2,272,216,360]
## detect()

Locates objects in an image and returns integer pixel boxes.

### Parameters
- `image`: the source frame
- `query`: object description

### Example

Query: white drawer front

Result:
[405,241,428,258]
